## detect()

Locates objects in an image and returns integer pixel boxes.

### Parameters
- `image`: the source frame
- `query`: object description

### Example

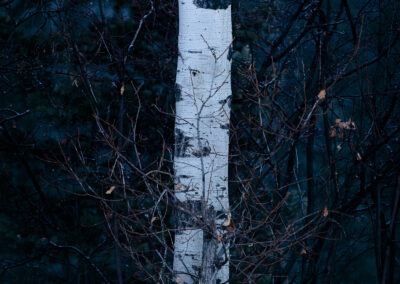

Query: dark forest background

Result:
[0,0,399,283]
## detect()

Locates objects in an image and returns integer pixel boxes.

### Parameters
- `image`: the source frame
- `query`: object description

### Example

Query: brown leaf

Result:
[223,213,231,226]
[336,118,356,130]
[300,249,307,255]
[176,183,183,191]
[317,89,326,100]
[120,85,125,95]
[226,225,235,232]
[106,185,116,195]
[150,216,159,224]
[347,118,356,129]
[242,192,247,200]
[106,212,113,220]
[323,207,329,217]
[176,276,185,283]
[217,233,222,243]
[329,127,336,137]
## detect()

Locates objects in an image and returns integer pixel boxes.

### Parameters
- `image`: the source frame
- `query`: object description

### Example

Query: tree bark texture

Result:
[173,1,232,283]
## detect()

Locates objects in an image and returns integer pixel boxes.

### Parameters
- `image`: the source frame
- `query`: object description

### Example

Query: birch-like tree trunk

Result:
[173,1,232,283]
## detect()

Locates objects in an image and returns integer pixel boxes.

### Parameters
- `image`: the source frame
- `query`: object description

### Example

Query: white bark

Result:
[173,1,232,283]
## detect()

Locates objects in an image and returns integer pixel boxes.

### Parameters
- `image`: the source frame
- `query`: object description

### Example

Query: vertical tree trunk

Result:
[173,1,232,283]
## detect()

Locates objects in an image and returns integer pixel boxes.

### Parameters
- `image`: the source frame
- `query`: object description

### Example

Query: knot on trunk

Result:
[193,0,231,10]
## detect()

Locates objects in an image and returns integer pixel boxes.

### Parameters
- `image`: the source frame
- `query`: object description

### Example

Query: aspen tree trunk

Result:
[173,1,232,283]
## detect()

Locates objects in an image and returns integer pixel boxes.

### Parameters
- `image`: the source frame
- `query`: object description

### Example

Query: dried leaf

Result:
[323,207,329,217]
[106,185,116,195]
[300,249,307,255]
[329,127,336,137]
[317,89,326,100]
[242,192,247,200]
[217,233,222,243]
[226,225,234,232]
[176,276,185,283]
[336,118,356,130]
[337,145,342,151]
[347,118,356,129]
[150,216,159,224]
[120,85,125,95]
[223,213,231,226]
[337,122,345,129]
[106,212,113,220]
[176,184,183,191]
